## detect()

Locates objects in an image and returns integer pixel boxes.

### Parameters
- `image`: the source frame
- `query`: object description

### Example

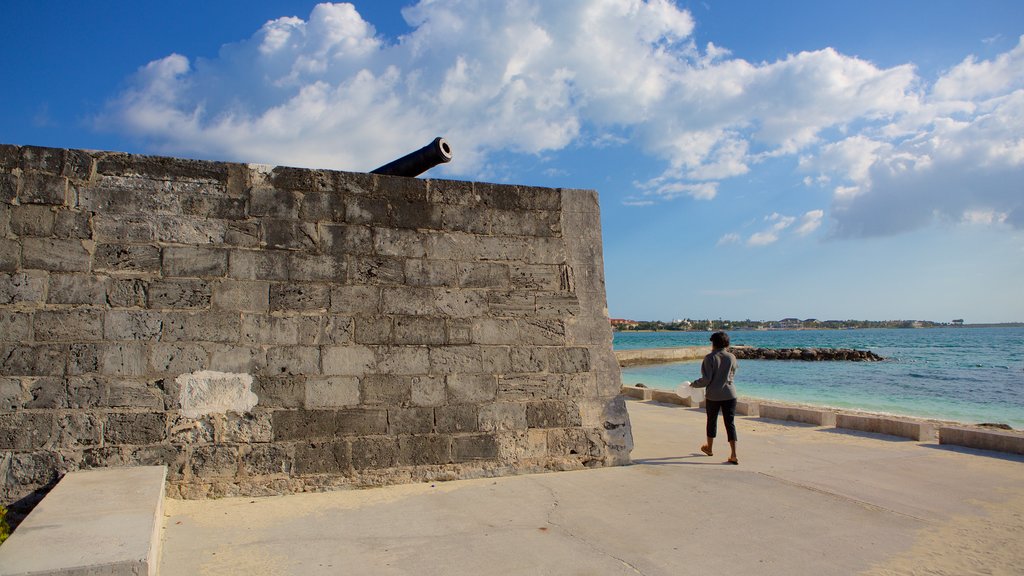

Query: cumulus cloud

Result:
[100,1,1024,238]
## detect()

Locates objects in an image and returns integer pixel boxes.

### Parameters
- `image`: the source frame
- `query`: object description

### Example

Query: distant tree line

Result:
[614,318,960,331]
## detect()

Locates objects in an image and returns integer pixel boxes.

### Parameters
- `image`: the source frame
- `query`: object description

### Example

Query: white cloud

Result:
[100,3,1024,237]
[795,210,824,236]
[717,233,740,245]
[747,231,778,246]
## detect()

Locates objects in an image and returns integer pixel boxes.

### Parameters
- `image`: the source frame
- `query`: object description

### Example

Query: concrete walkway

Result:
[159,400,1024,575]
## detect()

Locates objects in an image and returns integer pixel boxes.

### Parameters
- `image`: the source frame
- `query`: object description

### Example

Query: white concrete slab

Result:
[0,466,166,576]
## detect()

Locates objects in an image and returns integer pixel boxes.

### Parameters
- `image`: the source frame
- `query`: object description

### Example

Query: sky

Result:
[2,0,1023,323]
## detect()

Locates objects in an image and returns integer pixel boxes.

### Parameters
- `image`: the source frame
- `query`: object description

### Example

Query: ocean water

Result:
[615,327,1024,429]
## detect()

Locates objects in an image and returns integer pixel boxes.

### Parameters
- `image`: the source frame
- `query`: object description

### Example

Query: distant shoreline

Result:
[615,323,1024,333]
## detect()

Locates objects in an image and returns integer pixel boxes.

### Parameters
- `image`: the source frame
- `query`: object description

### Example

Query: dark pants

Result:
[705,398,738,442]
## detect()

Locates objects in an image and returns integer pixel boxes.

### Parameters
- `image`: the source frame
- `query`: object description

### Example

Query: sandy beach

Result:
[158,398,1024,575]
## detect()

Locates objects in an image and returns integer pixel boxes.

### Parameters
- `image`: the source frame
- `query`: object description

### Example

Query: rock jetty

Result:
[615,345,883,367]
[731,346,884,362]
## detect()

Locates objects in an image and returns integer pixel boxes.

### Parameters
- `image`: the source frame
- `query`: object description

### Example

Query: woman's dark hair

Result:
[710,331,730,349]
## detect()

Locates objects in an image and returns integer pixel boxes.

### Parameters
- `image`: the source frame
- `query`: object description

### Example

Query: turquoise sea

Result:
[615,327,1024,429]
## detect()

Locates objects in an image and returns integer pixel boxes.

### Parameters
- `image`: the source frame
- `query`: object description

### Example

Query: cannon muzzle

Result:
[371,137,453,177]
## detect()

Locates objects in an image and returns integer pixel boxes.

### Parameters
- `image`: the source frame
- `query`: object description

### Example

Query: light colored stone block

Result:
[759,404,836,426]
[836,413,933,441]
[939,426,1024,455]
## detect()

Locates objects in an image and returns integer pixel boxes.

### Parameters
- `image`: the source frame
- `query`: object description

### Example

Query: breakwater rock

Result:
[615,345,883,367]
[731,346,883,362]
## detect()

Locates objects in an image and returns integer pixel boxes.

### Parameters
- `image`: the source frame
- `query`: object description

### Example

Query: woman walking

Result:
[689,331,739,464]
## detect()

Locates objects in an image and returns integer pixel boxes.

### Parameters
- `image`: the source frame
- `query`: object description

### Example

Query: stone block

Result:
[181,192,246,220]
[330,285,381,315]
[270,283,330,311]
[147,279,212,310]
[0,173,16,203]
[440,204,490,234]
[446,319,473,345]
[162,246,228,277]
[149,342,208,374]
[526,400,582,428]
[319,223,373,256]
[92,214,157,242]
[518,320,566,346]
[479,402,529,432]
[262,219,316,250]
[107,278,148,308]
[650,389,688,406]
[458,262,510,289]
[272,409,388,440]
[391,316,446,346]
[67,343,102,375]
[93,243,162,274]
[472,318,520,345]
[22,238,90,271]
[0,377,29,409]
[105,381,165,410]
[190,445,240,478]
[835,413,931,441]
[361,374,412,405]
[228,249,290,281]
[53,210,92,239]
[321,345,376,376]
[447,373,498,404]
[374,346,430,375]
[157,215,228,245]
[736,400,759,417]
[759,404,836,427]
[209,345,266,374]
[0,311,32,342]
[225,221,260,247]
[429,346,483,374]
[486,290,536,317]
[294,441,349,475]
[26,376,68,408]
[453,434,499,462]
[372,227,426,258]
[240,443,290,476]
[435,404,479,433]
[404,259,457,287]
[305,376,360,408]
[212,279,269,312]
[0,239,18,272]
[349,256,405,285]
[0,271,47,305]
[10,204,55,236]
[249,187,299,218]
[251,376,304,408]
[100,342,147,377]
[241,314,299,345]
[0,344,67,376]
[297,315,352,346]
[265,346,321,376]
[398,435,452,466]
[104,412,166,445]
[20,172,68,204]
[0,412,55,449]
[509,347,547,373]
[47,273,108,305]
[344,194,388,225]
[388,406,435,434]
[536,292,581,318]
[299,191,346,222]
[288,253,346,282]
[351,436,399,470]
[163,311,241,343]
[34,309,104,341]
[939,426,1024,455]
[410,375,446,407]
[104,310,164,341]
[216,411,274,443]
[547,427,602,459]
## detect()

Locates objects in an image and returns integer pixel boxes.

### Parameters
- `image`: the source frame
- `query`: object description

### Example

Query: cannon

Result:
[370,137,453,177]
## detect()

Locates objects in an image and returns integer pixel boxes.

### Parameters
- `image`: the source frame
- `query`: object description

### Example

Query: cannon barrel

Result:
[371,137,453,177]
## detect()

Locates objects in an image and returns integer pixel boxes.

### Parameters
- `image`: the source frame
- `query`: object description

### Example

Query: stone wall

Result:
[0,144,631,508]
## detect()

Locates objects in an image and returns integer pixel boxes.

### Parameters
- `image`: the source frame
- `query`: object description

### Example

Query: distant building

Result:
[952,319,964,325]
[610,318,639,330]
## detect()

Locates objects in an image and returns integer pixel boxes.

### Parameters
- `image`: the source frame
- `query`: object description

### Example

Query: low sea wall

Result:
[621,386,1023,454]
[615,345,882,367]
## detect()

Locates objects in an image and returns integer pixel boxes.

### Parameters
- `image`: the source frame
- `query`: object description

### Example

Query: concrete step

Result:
[0,466,166,576]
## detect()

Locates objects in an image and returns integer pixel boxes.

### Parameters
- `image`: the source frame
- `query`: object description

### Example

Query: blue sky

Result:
[3,1,1023,323]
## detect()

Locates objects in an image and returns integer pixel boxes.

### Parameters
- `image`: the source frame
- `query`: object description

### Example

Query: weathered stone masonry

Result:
[0,144,631,506]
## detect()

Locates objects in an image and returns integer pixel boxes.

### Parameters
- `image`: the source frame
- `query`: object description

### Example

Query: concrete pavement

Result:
[159,399,1024,575]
